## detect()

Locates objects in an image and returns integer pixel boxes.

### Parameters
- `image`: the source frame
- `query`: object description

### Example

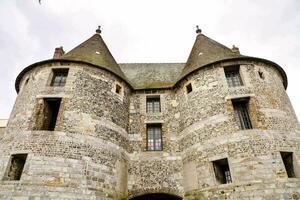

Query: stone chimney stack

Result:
[53,46,65,59]
[231,45,240,54]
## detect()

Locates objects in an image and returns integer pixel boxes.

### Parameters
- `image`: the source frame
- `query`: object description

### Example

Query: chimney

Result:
[231,45,240,54]
[53,46,65,59]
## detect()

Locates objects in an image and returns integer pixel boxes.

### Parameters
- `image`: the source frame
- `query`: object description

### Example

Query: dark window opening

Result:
[36,98,61,131]
[130,193,182,200]
[280,152,296,178]
[147,124,162,151]
[116,84,122,94]
[213,158,232,184]
[146,96,161,113]
[186,83,193,93]
[232,100,252,130]
[4,154,27,181]
[50,68,69,86]
[258,70,265,80]
[225,66,243,87]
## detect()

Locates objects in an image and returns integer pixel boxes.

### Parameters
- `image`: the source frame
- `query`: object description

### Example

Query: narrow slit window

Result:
[232,100,252,130]
[147,124,162,151]
[115,84,122,94]
[280,152,296,178]
[50,68,69,87]
[4,154,27,181]
[213,158,232,184]
[224,66,243,87]
[186,83,193,94]
[146,96,161,113]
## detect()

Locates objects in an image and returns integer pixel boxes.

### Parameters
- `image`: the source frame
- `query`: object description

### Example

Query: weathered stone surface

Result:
[1,33,299,200]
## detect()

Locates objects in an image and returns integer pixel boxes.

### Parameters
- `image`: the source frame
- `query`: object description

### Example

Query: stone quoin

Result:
[0,27,299,199]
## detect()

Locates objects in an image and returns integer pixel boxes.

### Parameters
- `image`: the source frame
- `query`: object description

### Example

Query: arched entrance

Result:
[130,193,182,200]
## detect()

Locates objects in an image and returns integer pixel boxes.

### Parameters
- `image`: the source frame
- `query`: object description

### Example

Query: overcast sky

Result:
[0,0,299,120]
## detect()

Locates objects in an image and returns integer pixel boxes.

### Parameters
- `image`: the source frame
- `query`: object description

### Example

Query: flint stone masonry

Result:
[1,31,299,199]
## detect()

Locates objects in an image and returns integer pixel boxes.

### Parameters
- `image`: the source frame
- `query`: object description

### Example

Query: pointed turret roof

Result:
[61,32,126,79]
[181,32,242,78]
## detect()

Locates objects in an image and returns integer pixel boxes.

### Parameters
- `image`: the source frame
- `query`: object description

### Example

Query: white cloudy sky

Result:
[0,0,299,119]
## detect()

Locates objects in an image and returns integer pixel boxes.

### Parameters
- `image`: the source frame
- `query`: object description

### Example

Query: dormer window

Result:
[50,68,69,87]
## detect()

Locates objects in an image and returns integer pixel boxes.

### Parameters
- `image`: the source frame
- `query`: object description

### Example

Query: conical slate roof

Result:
[181,33,242,78]
[61,33,126,79]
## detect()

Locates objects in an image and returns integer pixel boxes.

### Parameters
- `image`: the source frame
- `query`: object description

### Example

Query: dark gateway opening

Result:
[130,193,182,200]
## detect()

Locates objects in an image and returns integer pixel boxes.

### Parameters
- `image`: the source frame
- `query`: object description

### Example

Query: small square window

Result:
[146,124,162,151]
[232,99,252,130]
[224,66,243,87]
[50,68,69,87]
[212,158,232,184]
[186,83,193,94]
[146,96,161,113]
[115,84,122,94]
[280,152,296,178]
[4,154,27,181]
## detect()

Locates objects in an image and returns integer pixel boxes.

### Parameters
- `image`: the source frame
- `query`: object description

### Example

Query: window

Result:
[146,96,161,113]
[4,154,27,181]
[213,158,232,184]
[147,124,162,151]
[232,100,252,130]
[34,98,62,131]
[186,83,193,93]
[224,66,243,87]
[280,152,296,178]
[50,68,69,86]
[115,84,122,94]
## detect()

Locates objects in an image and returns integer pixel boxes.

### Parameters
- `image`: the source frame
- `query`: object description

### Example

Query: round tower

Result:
[0,30,130,199]
[178,32,300,199]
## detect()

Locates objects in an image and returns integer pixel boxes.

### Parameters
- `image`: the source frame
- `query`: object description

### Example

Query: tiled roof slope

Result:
[180,33,242,78]
[61,33,126,79]
[119,63,185,89]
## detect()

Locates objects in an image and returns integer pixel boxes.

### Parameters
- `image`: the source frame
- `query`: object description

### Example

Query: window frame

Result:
[3,154,28,181]
[146,96,161,113]
[146,124,163,151]
[186,83,193,94]
[280,151,296,178]
[50,68,69,87]
[232,99,252,130]
[224,65,243,87]
[212,158,232,184]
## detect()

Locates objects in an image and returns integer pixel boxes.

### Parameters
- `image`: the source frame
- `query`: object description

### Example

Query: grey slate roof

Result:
[61,33,127,80]
[119,63,185,89]
[180,33,242,79]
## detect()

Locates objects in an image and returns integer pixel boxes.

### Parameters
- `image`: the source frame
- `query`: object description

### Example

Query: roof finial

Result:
[96,26,101,34]
[196,25,202,34]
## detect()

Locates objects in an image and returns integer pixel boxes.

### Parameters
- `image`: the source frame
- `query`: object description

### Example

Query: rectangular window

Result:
[225,66,243,87]
[280,152,296,178]
[146,96,161,113]
[213,158,232,184]
[33,98,62,131]
[4,154,27,181]
[147,124,162,151]
[186,83,193,93]
[50,68,69,86]
[232,100,252,130]
[115,84,122,94]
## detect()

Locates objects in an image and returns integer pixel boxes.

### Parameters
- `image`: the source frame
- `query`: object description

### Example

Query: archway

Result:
[130,193,182,200]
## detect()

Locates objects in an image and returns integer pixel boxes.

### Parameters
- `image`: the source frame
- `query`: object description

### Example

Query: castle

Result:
[0,26,299,200]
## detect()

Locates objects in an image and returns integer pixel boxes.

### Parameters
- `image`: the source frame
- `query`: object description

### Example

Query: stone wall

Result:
[1,61,130,199]
[0,59,299,199]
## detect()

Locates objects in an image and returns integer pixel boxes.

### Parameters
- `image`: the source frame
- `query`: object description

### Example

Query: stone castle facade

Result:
[0,27,299,199]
